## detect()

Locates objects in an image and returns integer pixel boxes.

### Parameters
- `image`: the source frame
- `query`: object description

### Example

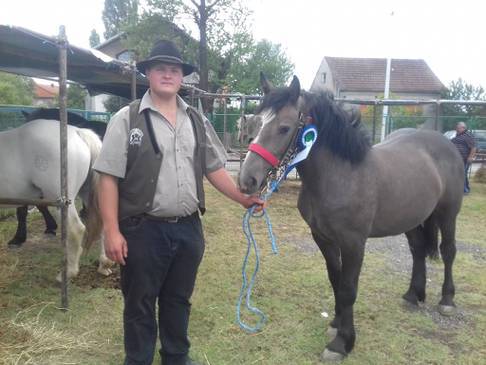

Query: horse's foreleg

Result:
[403,226,427,305]
[437,215,457,316]
[322,241,364,361]
[8,206,28,247]
[97,233,114,276]
[312,232,341,337]
[38,205,57,235]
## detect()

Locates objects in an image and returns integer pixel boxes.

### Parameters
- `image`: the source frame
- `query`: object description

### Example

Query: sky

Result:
[1,0,485,90]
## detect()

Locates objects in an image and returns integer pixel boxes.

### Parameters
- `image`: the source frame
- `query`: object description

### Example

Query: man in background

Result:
[451,121,476,194]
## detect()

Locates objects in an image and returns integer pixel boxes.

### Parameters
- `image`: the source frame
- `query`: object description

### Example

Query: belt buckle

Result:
[166,217,179,223]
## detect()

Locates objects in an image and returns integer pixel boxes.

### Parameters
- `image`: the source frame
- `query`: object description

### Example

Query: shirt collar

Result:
[139,90,190,114]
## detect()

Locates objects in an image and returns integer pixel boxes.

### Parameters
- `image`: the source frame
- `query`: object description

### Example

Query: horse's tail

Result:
[423,214,439,259]
[76,128,103,249]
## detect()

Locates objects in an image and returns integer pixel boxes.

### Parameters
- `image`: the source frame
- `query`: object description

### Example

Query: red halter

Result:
[248,143,280,167]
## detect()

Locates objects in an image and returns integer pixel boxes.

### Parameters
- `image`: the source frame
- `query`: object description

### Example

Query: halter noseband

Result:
[247,112,308,169]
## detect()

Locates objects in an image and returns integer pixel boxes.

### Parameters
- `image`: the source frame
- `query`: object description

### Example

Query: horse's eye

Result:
[278,126,290,134]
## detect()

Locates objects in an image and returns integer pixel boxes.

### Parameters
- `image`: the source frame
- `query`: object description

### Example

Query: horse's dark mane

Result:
[303,91,371,163]
[23,108,107,138]
[24,108,90,125]
[256,86,298,114]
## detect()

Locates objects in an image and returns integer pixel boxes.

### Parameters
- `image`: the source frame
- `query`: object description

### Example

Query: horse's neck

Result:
[297,147,373,194]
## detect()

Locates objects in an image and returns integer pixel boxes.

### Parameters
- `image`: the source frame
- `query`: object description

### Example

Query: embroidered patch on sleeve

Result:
[128,128,143,146]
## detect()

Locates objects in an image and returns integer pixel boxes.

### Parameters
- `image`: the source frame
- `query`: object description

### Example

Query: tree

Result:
[224,39,294,94]
[441,78,486,130]
[89,29,101,48]
[0,72,34,105]
[102,0,139,39]
[103,95,130,113]
[67,84,88,109]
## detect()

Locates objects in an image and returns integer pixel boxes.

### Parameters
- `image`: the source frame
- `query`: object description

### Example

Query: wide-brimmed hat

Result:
[136,40,197,76]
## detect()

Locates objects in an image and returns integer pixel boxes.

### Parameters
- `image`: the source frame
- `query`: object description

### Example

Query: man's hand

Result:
[241,195,267,212]
[104,230,128,265]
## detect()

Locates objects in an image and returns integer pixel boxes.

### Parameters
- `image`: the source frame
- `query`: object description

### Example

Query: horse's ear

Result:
[289,76,301,103]
[260,72,274,95]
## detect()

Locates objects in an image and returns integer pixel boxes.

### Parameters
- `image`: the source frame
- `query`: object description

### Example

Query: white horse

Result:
[236,114,263,145]
[0,119,112,280]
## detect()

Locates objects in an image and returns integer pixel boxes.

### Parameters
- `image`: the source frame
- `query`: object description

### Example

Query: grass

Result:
[0,181,485,364]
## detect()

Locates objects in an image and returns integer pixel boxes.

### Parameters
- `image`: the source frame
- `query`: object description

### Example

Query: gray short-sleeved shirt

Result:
[93,91,227,217]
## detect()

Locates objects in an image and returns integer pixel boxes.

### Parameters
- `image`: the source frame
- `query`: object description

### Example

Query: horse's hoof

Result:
[438,304,456,316]
[321,349,345,362]
[7,242,23,249]
[327,326,338,338]
[97,267,112,276]
[44,229,56,236]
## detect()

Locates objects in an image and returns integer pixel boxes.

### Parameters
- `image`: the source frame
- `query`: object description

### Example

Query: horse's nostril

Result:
[249,176,257,188]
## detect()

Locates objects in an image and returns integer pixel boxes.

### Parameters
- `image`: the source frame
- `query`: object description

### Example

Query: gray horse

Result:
[238,74,464,361]
[236,114,263,146]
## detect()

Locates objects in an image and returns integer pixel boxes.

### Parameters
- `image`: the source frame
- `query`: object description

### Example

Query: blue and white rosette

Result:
[283,124,318,178]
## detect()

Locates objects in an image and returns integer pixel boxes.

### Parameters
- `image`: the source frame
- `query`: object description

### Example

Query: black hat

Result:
[136,40,197,76]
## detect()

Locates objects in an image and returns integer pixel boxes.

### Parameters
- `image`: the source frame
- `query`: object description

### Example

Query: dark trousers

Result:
[464,162,471,193]
[119,213,205,365]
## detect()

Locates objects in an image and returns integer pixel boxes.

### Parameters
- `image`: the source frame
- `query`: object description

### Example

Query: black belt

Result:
[143,211,198,223]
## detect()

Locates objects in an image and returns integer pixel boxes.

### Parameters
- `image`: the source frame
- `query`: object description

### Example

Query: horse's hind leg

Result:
[97,234,114,276]
[312,232,341,336]
[8,206,28,247]
[55,204,85,282]
[403,226,427,305]
[437,214,457,316]
[38,205,57,235]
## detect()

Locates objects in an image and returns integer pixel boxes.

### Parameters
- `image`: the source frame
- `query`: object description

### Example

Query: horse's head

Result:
[237,114,263,146]
[239,73,303,194]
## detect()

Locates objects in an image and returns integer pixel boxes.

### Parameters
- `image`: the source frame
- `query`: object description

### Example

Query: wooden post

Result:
[58,25,69,310]
[223,96,228,151]
[239,96,246,168]
[131,61,137,101]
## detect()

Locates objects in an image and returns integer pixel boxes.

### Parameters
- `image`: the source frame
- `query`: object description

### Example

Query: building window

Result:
[321,72,327,83]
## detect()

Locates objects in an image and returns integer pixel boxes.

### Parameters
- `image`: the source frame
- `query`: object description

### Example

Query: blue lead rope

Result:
[236,182,279,333]
[236,124,318,333]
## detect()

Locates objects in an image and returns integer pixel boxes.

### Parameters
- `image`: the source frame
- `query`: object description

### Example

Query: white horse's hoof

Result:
[56,270,77,283]
[97,267,112,276]
[321,349,345,362]
[327,326,338,338]
[438,305,456,316]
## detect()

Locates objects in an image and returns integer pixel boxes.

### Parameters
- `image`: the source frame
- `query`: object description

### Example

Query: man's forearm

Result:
[206,167,247,205]
[98,174,121,234]
[468,147,477,161]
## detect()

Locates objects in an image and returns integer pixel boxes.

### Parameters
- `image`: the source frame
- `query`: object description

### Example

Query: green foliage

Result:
[225,39,294,94]
[441,78,486,116]
[0,72,34,105]
[67,84,88,109]
[89,29,101,47]
[102,0,139,39]
[103,95,130,113]
[125,1,294,96]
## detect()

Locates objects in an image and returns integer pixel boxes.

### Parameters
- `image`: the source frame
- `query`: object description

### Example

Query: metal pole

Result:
[381,58,392,141]
[239,96,246,168]
[58,25,69,310]
[131,62,137,101]
[372,103,377,144]
[434,101,441,131]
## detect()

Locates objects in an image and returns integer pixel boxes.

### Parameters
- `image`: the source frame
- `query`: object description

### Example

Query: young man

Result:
[93,40,264,365]
[451,121,476,194]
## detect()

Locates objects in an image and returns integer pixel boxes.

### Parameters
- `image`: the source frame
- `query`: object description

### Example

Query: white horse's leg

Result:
[97,233,114,276]
[56,204,85,282]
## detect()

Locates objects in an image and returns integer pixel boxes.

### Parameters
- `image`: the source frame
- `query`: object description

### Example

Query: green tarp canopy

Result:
[0,24,149,98]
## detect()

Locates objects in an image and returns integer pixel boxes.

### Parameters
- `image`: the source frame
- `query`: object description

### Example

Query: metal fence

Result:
[0,105,111,132]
